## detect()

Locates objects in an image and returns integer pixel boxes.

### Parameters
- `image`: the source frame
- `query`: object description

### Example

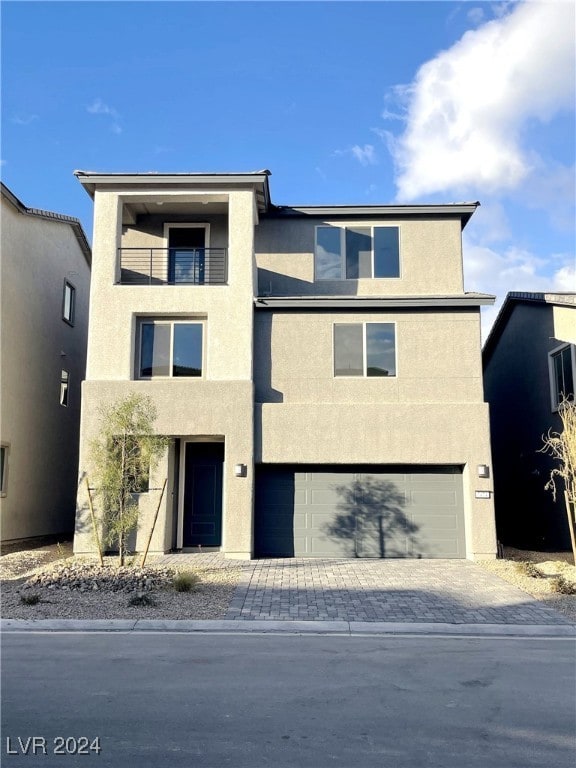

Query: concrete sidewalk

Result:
[1,618,575,636]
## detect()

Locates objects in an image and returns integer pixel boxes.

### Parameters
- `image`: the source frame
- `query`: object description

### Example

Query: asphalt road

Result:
[2,632,575,767]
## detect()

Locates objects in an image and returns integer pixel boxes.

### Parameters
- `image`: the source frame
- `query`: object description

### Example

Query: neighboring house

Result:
[73,170,497,560]
[1,183,91,542]
[483,292,576,551]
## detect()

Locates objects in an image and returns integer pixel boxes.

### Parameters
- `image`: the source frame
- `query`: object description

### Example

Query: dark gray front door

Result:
[182,443,224,547]
[255,465,465,558]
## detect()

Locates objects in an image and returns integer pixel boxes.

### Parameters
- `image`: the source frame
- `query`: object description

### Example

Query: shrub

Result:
[128,592,156,607]
[550,576,576,595]
[172,571,201,593]
[20,593,41,605]
[514,561,543,579]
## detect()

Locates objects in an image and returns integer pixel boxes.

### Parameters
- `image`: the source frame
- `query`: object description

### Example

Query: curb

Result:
[1,618,575,637]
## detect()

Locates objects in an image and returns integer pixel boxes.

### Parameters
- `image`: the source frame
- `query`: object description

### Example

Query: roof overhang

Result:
[254,294,495,310]
[265,202,480,229]
[1,182,91,265]
[73,170,272,213]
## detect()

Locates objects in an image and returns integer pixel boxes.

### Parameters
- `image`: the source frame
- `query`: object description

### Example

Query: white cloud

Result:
[11,114,38,125]
[463,237,575,340]
[386,1,575,201]
[87,98,122,134]
[467,7,485,25]
[351,144,377,166]
[334,144,378,166]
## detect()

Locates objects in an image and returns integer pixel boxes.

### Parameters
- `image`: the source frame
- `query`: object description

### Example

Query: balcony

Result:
[118,248,228,285]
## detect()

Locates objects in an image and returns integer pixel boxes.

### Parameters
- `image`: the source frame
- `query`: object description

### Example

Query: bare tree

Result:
[541,399,576,563]
[90,394,169,566]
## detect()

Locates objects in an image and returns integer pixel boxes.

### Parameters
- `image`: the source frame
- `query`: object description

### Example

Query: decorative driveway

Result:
[158,555,572,625]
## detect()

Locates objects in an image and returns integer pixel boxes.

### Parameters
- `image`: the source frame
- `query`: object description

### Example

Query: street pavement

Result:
[2,632,575,768]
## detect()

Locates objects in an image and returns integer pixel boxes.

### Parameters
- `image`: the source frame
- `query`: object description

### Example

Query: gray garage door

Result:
[255,465,466,558]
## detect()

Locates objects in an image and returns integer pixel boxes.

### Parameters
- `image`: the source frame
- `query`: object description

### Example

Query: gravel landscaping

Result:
[1,545,242,620]
[1,542,575,622]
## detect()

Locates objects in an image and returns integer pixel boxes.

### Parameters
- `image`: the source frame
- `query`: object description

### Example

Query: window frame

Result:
[0,444,8,496]
[136,318,205,380]
[62,279,76,326]
[60,370,69,406]
[315,225,401,281]
[548,342,576,411]
[163,222,211,249]
[333,321,397,378]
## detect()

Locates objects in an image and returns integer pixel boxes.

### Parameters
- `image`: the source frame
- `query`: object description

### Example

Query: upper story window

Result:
[549,343,575,410]
[62,280,76,325]
[0,445,8,495]
[138,319,204,379]
[60,370,69,406]
[334,322,396,377]
[315,226,400,280]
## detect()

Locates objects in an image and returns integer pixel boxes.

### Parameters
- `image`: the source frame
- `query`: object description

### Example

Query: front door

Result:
[182,443,224,547]
[168,227,206,284]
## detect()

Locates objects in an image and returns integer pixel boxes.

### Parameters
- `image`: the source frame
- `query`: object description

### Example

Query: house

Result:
[483,292,576,551]
[73,170,497,560]
[1,183,91,543]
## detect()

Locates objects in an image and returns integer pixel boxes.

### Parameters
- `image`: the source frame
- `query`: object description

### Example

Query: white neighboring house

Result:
[1,183,91,543]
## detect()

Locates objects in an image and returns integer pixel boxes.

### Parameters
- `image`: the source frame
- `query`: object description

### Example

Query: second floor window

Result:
[316,226,400,280]
[549,343,575,409]
[334,322,396,377]
[62,280,76,325]
[138,320,203,378]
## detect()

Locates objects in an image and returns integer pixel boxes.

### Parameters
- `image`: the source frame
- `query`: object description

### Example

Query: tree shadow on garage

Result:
[323,476,421,558]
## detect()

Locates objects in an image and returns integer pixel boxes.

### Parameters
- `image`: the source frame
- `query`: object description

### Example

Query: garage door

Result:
[255,465,465,558]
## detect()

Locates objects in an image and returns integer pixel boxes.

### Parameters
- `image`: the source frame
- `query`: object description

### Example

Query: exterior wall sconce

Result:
[234,464,247,478]
[477,464,490,479]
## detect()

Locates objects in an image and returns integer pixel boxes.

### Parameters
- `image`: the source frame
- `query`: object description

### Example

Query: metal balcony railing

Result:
[118,248,228,285]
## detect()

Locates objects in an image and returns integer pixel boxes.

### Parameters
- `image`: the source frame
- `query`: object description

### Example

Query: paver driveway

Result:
[158,555,571,625]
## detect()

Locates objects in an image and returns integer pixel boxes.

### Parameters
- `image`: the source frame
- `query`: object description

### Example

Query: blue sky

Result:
[2,0,575,336]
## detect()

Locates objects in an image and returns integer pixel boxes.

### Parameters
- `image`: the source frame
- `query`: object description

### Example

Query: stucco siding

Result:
[74,379,255,558]
[0,195,90,541]
[254,309,484,404]
[255,402,495,558]
[553,305,576,344]
[255,216,464,296]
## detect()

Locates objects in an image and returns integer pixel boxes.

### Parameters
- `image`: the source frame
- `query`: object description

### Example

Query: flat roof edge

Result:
[255,294,495,309]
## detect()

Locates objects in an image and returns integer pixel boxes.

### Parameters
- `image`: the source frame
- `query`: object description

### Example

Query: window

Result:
[138,320,203,378]
[315,226,400,280]
[334,323,396,377]
[60,370,69,406]
[549,344,575,409]
[62,280,76,325]
[0,445,7,494]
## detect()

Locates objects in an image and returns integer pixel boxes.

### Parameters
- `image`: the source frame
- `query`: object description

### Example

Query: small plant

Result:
[550,576,576,595]
[172,571,200,593]
[20,593,41,605]
[514,561,543,579]
[128,592,156,607]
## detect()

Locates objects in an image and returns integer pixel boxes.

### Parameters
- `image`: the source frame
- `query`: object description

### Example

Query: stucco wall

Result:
[254,309,484,404]
[0,196,90,541]
[255,216,464,296]
[553,305,576,344]
[86,190,255,382]
[74,380,255,558]
[75,187,258,558]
